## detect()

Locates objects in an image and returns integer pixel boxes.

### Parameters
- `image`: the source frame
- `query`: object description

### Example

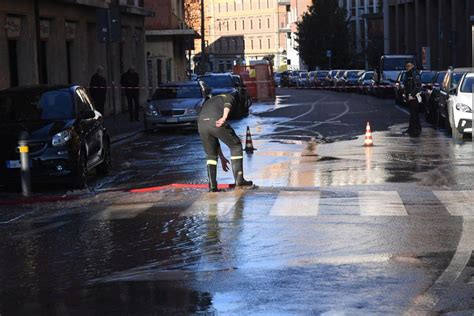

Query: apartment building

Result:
[145,0,197,86]
[199,0,286,72]
[0,0,151,115]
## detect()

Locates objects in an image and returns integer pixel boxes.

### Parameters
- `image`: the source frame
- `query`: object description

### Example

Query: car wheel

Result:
[73,150,88,189]
[97,139,111,176]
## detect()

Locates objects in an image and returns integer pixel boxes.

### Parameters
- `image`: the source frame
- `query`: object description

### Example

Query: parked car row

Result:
[278,66,473,141]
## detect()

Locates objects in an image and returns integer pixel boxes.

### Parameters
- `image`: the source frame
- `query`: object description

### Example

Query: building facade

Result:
[0,0,151,115]
[144,0,196,87]
[338,0,383,69]
[385,0,474,70]
[284,0,311,70]
[206,0,286,71]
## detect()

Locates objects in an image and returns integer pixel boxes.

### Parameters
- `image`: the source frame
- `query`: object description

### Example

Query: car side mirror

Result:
[80,110,95,120]
[450,88,457,95]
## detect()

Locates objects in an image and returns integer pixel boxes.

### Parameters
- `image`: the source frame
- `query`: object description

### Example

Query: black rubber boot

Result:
[231,159,253,187]
[207,164,219,192]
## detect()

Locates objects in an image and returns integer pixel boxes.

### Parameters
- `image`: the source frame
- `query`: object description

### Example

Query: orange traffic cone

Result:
[245,126,256,154]
[364,122,374,147]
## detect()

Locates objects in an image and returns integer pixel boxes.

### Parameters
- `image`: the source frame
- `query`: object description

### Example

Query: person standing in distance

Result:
[403,60,422,137]
[89,66,107,115]
[197,82,253,192]
[120,66,140,121]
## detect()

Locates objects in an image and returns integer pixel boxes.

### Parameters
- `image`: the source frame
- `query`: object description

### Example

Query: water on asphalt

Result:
[0,89,473,314]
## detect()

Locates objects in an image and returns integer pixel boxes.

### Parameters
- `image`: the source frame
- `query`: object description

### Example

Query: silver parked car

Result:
[144,81,206,131]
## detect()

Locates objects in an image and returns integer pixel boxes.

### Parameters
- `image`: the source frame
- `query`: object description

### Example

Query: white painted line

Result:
[270,191,320,216]
[359,191,408,216]
[90,203,155,220]
[395,105,410,115]
[182,191,243,218]
[407,219,474,312]
[433,191,474,216]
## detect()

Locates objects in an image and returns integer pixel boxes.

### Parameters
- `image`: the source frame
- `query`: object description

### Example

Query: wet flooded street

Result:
[1,89,474,314]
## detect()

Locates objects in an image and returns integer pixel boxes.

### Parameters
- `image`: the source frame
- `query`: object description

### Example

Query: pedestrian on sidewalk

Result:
[197,82,253,192]
[403,60,422,137]
[89,66,107,115]
[120,66,140,122]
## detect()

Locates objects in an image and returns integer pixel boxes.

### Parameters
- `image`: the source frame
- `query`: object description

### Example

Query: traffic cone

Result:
[364,122,374,147]
[245,126,256,154]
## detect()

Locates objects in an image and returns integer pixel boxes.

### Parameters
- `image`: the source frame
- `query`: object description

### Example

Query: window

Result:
[226,3,228,11]
[234,1,236,10]
[234,20,237,30]
[250,20,253,29]
[266,0,269,7]
[267,38,270,48]
[259,39,262,49]
[251,39,254,49]
[242,20,245,30]
[226,21,229,31]
[218,21,221,31]
[267,18,270,28]
[258,19,261,29]
[7,40,18,87]
[234,39,238,50]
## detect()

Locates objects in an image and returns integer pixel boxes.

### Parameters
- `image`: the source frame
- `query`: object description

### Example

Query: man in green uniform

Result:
[198,84,253,192]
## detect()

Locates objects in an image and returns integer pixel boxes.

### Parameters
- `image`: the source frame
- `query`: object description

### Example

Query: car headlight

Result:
[455,103,472,113]
[186,108,199,115]
[52,130,71,147]
[146,104,159,116]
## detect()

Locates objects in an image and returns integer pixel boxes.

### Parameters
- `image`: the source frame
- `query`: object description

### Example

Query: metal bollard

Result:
[18,133,31,197]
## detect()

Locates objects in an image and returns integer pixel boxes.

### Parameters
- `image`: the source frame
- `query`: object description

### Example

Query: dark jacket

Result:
[120,71,139,96]
[403,68,421,98]
[89,73,107,102]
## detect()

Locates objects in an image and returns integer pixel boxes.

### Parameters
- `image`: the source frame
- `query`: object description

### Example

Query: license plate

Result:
[6,160,32,169]
[167,118,179,123]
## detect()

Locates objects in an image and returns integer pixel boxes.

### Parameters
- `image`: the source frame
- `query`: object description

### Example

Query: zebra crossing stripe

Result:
[433,191,474,216]
[270,191,320,216]
[183,190,243,217]
[90,203,155,220]
[358,191,408,216]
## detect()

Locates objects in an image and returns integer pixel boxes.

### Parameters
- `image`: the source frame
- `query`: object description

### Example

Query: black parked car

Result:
[198,73,250,119]
[0,85,111,189]
[394,71,406,105]
[424,71,447,123]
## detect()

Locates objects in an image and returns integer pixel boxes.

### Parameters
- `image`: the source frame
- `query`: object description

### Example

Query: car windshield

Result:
[363,72,373,80]
[452,73,465,86]
[460,76,474,93]
[199,76,234,88]
[421,72,436,83]
[0,89,74,123]
[347,71,361,78]
[299,72,308,78]
[317,72,328,78]
[436,72,447,84]
[382,57,415,71]
[152,86,202,100]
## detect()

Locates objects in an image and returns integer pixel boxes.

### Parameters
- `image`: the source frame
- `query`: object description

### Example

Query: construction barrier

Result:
[233,62,276,102]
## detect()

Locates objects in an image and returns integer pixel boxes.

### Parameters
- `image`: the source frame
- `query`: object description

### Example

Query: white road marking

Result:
[90,203,155,220]
[433,191,474,216]
[358,191,408,216]
[182,191,243,218]
[270,191,320,216]
[395,105,410,115]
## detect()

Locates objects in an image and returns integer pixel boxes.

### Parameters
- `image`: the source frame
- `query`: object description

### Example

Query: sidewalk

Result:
[104,111,144,144]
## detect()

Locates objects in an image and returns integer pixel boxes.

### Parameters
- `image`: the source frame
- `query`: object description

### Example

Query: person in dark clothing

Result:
[403,61,422,137]
[197,82,253,192]
[89,66,107,115]
[120,66,140,121]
